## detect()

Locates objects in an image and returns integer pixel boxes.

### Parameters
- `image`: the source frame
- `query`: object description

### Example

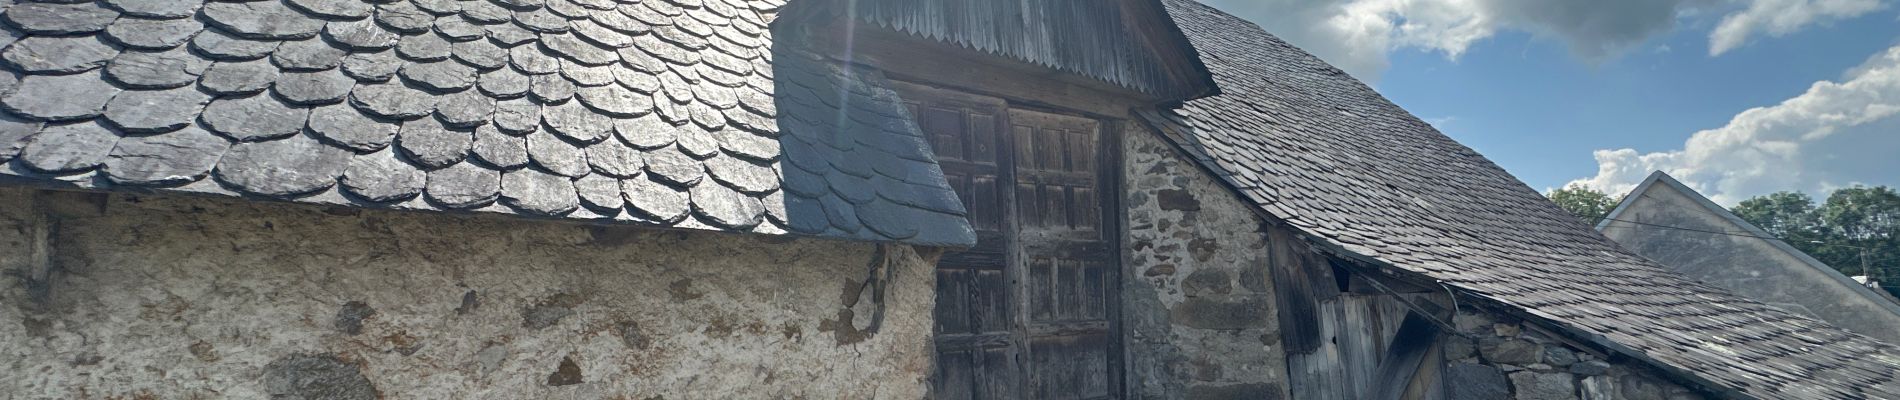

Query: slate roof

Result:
[1154,0,1900,398]
[0,0,974,247]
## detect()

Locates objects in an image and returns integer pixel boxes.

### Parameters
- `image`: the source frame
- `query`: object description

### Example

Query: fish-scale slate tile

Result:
[341,51,404,81]
[104,0,202,19]
[102,126,228,186]
[104,17,203,50]
[500,168,578,215]
[350,81,437,118]
[274,70,357,106]
[203,94,309,142]
[287,0,374,20]
[3,36,120,74]
[396,117,471,168]
[104,86,212,133]
[525,129,587,177]
[212,133,351,197]
[307,104,396,152]
[5,2,121,35]
[199,59,279,95]
[18,121,121,173]
[471,125,528,169]
[424,160,499,208]
[3,71,122,122]
[0,0,972,248]
[106,48,210,89]
[327,19,401,51]
[272,38,348,71]
[202,0,326,40]
[342,148,426,202]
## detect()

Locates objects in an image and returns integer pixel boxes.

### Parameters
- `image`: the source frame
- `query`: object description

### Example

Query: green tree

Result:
[1547,183,1620,223]
[1734,186,1900,297]
[1732,191,1823,245]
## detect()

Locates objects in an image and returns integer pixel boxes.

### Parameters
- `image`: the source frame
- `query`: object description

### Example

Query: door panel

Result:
[900,83,1118,399]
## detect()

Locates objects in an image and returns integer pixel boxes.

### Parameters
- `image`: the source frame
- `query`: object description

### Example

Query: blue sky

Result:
[1198,0,1900,204]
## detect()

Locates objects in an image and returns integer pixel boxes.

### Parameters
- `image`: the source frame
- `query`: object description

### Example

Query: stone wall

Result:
[0,187,937,399]
[1123,126,1290,399]
[1444,307,1711,400]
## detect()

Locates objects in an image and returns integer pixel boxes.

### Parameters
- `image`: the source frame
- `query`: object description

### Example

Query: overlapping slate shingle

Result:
[0,0,972,247]
[1154,1,1900,398]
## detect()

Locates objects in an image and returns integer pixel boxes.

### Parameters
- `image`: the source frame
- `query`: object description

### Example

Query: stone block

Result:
[1184,383,1280,400]
[1170,297,1269,330]
[1570,360,1611,376]
[1579,376,1615,400]
[1495,322,1523,337]
[1184,269,1232,296]
[1446,363,1510,400]
[1544,346,1579,366]
[1480,338,1542,364]
[1509,371,1579,400]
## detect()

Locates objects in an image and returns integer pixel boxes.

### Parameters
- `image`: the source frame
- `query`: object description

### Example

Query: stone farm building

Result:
[2,0,1899,399]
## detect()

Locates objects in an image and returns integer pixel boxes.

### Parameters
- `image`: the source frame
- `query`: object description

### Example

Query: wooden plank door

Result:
[898,83,1120,399]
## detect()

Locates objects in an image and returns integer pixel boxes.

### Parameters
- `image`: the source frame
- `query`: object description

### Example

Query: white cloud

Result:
[1194,0,1889,80]
[1709,0,1886,55]
[1568,45,1900,204]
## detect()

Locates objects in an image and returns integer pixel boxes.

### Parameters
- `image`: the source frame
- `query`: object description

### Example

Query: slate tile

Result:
[104,17,203,50]
[826,171,875,204]
[18,121,121,173]
[584,140,643,178]
[213,133,351,197]
[725,107,775,135]
[2,71,122,122]
[643,144,703,186]
[462,1,512,23]
[613,114,675,149]
[341,50,404,81]
[342,147,427,202]
[5,2,121,35]
[615,62,662,92]
[434,89,496,128]
[540,32,617,65]
[326,19,402,51]
[451,40,509,70]
[685,101,727,130]
[570,18,633,48]
[704,153,776,194]
[190,29,281,61]
[3,36,120,74]
[272,38,349,71]
[478,66,531,97]
[307,103,398,152]
[513,9,569,33]
[561,60,615,86]
[434,16,484,40]
[289,0,376,19]
[485,20,537,45]
[541,101,611,143]
[673,123,719,158]
[199,59,280,95]
[203,94,310,142]
[621,174,689,222]
[414,0,464,15]
[424,160,500,208]
[525,129,588,177]
[817,193,861,233]
[509,43,560,74]
[349,81,438,118]
[104,0,203,19]
[103,47,210,90]
[855,199,919,240]
[203,0,327,40]
[396,117,472,168]
[528,72,576,103]
[573,173,623,212]
[500,168,579,215]
[399,59,477,92]
[396,32,454,61]
[375,2,436,34]
[102,126,228,186]
[689,178,762,229]
[492,97,541,133]
[779,193,829,234]
[470,124,528,169]
[275,69,358,105]
[103,86,213,133]
[0,115,46,163]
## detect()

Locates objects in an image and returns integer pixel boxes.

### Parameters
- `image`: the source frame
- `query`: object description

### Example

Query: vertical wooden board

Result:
[937,268,971,334]
[936,350,977,400]
[974,269,1011,333]
[1075,186,1099,230]
[978,347,1017,399]
[923,106,966,160]
[1083,261,1107,319]
[971,175,1000,230]
[1058,259,1082,320]
[1013,125,1038,170]
[1030,257,1055,321]
[971,112,998,162]
[1016,182,1042,228]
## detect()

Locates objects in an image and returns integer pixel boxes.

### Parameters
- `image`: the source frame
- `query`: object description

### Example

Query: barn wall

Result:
[1122,126,1290,399]
[1443,307,1712,400]
[0,187,936,399]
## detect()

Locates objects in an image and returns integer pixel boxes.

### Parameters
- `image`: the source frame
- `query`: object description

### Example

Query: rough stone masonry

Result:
[0,187,936,398]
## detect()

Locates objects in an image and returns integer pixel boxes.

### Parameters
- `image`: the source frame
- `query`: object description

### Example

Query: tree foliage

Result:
[1732,186,1900,297]
[1547,183,1620,223]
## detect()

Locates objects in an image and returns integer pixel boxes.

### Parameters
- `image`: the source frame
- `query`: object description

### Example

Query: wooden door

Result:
[898,82,1119,400]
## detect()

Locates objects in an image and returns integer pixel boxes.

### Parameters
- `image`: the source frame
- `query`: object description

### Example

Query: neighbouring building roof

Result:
[1597,171,1900,343]
[1151,0,1900,398]
[0,0,974,247]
